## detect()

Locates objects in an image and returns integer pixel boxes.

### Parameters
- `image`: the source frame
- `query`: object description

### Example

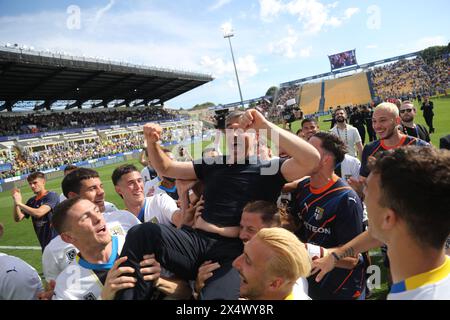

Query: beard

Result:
[336,116,345,123]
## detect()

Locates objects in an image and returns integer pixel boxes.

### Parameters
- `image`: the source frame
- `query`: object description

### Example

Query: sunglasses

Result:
[400,108,413,114]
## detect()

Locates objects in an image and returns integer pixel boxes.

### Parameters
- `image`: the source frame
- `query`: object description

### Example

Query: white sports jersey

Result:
[42,236,79,282]
[104,201,118,213]
[305,243,325,260]
[292,278,312,300]
[53,236,125,300]
[330,125,362,158]
[341,154,361,180]
[0,253,43,300]
[388,257,450,300]
[140,194,178,225]
[285,243,325,299]
[59,193,67,203]
[144,177,161,197]
[42,210,139,282]
[103,210,141,237]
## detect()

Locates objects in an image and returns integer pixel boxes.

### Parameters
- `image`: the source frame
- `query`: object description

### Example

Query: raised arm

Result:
[311,230,383,282]
[239,109,321,182]
[144,123,197,180]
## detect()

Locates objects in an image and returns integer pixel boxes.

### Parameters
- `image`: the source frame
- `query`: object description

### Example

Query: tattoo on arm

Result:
[338,247,355,260]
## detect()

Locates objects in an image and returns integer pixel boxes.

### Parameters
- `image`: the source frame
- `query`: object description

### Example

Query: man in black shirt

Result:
[399,101,430,143]
[421,95,435,133]
[115,109,320,300]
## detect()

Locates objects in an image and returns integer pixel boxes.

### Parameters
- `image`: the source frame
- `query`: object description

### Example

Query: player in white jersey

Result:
[0,222,44,300]
[311,147,450,300]
[51,198,160,300]
[112,164,182,226]
[42,208,139,282]
[42,168,139,288]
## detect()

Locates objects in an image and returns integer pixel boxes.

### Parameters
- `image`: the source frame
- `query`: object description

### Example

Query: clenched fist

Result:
[239,109,268,130]
[143,123,162,144]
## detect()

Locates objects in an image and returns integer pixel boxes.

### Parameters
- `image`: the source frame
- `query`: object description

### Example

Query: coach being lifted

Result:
[116,109,320,300]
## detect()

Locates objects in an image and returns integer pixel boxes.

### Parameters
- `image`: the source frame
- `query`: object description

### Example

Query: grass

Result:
[0,96,448,299]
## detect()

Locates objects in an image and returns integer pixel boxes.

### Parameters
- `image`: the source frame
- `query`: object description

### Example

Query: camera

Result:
[214,109,229,130]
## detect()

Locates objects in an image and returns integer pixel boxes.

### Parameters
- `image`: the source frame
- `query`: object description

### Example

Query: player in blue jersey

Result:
[291,132,366,300]
[351,102,429,191]
[12,172,59,251]
[311,146,450,300]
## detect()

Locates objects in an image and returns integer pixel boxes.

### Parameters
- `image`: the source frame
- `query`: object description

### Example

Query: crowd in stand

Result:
[371,56,449,101]
[0,121,203,180]
[1,134,144,179]
[0,107,178,137]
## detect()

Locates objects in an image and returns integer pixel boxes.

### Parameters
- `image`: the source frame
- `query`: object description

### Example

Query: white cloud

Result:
[93,0,115,26]
[259,0,359,34]
[299,46,312,57]
[269,27,298,58]
[221,20,234,36]
[366,44,378,49]
[236,55,259,78]
[209,0,232,11]
[259,0,283,22]
[344,7,360,19]
[416,36,448,50]
[200,54,259,82]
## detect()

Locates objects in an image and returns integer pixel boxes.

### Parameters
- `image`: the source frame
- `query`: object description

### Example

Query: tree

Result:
[190,102,215,111]
[265,86,278,97]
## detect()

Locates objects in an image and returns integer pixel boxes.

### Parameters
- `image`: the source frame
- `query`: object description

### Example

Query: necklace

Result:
[336,125,348,145]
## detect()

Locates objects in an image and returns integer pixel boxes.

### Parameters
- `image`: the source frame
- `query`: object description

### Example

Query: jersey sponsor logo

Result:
[109,225,124,236]
[83,292,97,300]
[304,222,331,235]
[66,249,77,262]
[314,207,325,220]
[150,217,159,224]
[6,267,17,273]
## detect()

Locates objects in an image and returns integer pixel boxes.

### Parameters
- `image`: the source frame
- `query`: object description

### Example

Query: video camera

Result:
[214,109,229,130]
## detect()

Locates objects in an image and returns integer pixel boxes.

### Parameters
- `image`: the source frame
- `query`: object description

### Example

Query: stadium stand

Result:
[324,72,372,108]
[299,82,323,115]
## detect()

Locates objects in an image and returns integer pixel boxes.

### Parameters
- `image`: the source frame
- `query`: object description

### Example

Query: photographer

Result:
[282,103,303,131]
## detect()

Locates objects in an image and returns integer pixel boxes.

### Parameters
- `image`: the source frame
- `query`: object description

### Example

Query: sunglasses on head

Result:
[400,108,413,114]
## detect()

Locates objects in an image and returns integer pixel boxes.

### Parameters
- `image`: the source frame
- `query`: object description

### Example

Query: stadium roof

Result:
[0,46,213,111]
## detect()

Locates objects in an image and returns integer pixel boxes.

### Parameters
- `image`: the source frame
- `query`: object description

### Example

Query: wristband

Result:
[331,252,340,262]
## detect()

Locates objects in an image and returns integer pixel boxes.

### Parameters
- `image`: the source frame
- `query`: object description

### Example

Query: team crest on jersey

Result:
[83,292,97,300]
[65,249,77,262]
[109,225,124,236]
[314,207,325,220]
[150,217,159,224]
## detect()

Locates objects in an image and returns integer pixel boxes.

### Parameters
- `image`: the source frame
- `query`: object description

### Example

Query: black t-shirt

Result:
[193,156,287,227]
[401,124,430,143]
[421,101,434,116]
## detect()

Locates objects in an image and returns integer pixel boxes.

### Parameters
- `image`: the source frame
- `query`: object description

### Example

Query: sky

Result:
[0,0,449,109]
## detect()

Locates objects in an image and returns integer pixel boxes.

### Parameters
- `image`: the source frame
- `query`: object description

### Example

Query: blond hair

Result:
[375,102,399,118]
[255,228,311,281]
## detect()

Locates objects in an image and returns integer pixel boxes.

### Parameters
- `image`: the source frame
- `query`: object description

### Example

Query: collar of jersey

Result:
[390,256,450,294]
[284,291,294,300]
[159,184,177,193]
[380,135,407,150]
[309,174,339,195]
[77,236,119,271]
[137,199,147,222]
